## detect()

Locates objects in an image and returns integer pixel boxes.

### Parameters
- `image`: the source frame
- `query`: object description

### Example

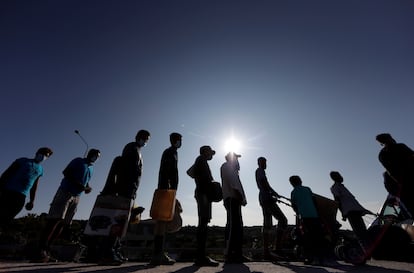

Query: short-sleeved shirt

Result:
[59,157,93,196]
[290,185,318,218]
[3,158,43,196]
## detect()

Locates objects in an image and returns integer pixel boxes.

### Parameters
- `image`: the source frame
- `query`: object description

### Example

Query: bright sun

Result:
[223,137,242,154]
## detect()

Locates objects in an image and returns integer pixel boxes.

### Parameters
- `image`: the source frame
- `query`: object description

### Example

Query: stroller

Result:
[361,195,414,262]
[330,194,414,264]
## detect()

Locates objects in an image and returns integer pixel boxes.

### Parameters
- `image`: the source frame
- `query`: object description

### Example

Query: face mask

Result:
[35,154,46,162]
[174,140,182,148]
[137,139,147,147]
[90,156,98,163]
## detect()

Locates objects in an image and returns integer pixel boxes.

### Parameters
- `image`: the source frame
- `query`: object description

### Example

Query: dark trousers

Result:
[195,193,211,259]
[262,201,288,230]
[0,190,25,228]
[224,198,243,258]
[301,218,325,261]
[196,222,208,259]
[39,218,65,251]
[347,211,367,241]
[261,201,288,252]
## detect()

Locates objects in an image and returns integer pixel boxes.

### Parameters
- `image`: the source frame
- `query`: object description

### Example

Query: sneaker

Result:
[304,258,313,265]
[47,255,59,263]
[149,253,176,266]
[115,250,128,262]
[30,250,50,263]
[194,256,219,267]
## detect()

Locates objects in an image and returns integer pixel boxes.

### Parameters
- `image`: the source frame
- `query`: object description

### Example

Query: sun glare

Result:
[224,137,242,154]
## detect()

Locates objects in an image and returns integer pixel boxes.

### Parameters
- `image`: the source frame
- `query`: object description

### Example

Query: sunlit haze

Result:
[1,1,414,231]
[223,137,242,155]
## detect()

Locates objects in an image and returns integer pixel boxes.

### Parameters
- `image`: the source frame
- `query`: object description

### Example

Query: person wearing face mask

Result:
[101,130,151,199]
[0,147,53,229]
[150,132,182,266]
[36,149,101,262]
[95,129,150,265]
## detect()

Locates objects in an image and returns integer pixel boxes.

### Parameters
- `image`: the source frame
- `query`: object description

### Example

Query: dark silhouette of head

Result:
[170,132,182,148]
[376,133,396,145]
[36,147,53,157]
[86,149,101,163]
[200,145,215,160]
[289,175,302,187]
[330,171,343,183]
[135,130,151,142]
[257,157,267,169]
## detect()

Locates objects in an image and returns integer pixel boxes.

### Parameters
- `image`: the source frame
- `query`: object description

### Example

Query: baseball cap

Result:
[200,145,216,155]
[225,152,241,160]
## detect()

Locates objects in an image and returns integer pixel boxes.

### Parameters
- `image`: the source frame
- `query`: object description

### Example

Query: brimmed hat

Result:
[376,133,394,144]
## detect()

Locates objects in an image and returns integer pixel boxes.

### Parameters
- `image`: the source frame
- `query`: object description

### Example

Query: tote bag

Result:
[84,194,133,237]
[208,181,223,202]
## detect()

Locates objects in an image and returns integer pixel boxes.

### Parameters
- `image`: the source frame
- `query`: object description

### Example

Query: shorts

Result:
[48,188,79,224]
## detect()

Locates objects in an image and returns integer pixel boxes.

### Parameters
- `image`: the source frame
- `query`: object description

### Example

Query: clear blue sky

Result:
[1,0,413,229]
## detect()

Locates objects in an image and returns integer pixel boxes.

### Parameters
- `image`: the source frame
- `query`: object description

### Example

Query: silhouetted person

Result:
[255,157,288,261]
[102,130,151,199]
[37,149,100,262]
[150,132,182,266]
[289,175,325,265]
[98,130,150,265]
[376,133,414,216]
[191,145,219,267]
[329,171,370,242]
[221,152,249,264]
[0,147,53,228]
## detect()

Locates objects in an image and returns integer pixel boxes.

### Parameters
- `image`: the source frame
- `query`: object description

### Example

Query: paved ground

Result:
[1,260,414,273]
